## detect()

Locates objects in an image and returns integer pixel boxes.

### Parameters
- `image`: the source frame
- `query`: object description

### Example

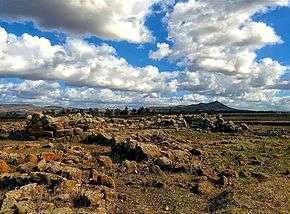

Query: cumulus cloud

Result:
[160,0,290,108]
[0,79,185,108]
[2,79,289,110]
[0,0,289,110]
[149,43,172,60]
[0,27,177,93]
[0,0,159,43]
[167,0,286,75]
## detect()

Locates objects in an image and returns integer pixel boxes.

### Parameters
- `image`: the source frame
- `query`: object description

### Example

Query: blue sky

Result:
[254,6,290,66]
[0,0,289,110]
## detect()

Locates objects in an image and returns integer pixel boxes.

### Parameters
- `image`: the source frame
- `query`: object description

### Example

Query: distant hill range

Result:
[0,101,256,116]
[149,101,245,113]
[0,104,42,113]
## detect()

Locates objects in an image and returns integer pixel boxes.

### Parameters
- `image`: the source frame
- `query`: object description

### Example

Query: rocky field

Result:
[0,113,289,213]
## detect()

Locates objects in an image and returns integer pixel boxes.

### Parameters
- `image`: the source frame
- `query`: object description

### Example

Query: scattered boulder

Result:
[112,138,161,162]
[185,114,249,133]
[90,170,115,188]
[25,154,38,164]
[41,151,62,162]
[97,156,113,168]
[55,129,74,138]
[42,161,83,181]
[16,162,37,173]
[83,189,103,206]
[122,160,138,173]
[208,190,234,213]
[135,143,161,161]
[251,172,269,181]
[52,207,73,214]
[0,160,9,173]
[191,178,215,195]
[190,148,203,156]
[155,156,172,171]
[83,133,115,146]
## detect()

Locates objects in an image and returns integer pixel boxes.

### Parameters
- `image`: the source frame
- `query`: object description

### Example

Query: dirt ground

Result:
[0,115,289,213]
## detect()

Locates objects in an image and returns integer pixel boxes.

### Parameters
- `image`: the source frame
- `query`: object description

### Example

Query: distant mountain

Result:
[150,101,242,113]
[0,103,43,113]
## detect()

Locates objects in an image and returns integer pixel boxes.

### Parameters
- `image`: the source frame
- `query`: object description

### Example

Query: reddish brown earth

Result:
[0,113,289,213]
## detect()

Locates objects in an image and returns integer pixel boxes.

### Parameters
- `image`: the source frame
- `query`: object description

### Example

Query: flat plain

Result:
[0,111,289,213]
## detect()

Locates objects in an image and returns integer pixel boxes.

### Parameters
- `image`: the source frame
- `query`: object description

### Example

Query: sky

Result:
[0,0,289,110]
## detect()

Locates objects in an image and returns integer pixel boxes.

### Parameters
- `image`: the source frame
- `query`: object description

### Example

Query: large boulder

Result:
[97,156,113,168]
[187,114,249,133]
[135,143,161,161]
[0,160,9,173]
[39,161,83,181]
[55,129,74,138]
[0,183,48,213]
[112,138,161,162]
[90,169,115,189]
[40,115,57,131]
[83,133,115,146]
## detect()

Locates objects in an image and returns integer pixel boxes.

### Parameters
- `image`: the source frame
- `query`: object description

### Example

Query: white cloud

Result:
[161,0,290,109]
[182,94,209,103]
[0,0,289,110]
[149,42,172,60]
[0,79,289,110]
[167,0,286,75]
[0,27,177,93]
[0,0,159,43]
[0,79,182,108]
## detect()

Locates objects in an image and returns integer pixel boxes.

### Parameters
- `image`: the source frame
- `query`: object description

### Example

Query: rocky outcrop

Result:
[185,114,250,133]
[112,138,161,162]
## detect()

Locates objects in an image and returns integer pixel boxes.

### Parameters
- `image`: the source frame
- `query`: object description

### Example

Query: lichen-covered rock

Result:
[5,183,47,201]
[0,183,48,213]
[25,154,39,164]
[41,161,83,181]
[83,133,115,146]
[97,156,113,168]
[16,162,37,173]
[112,138,161,162]
[30,172,67,188]
[0,160,9,173]
[84,189,103,206]
[135,143,161,161]
[122,160,138,173]
[155,156,172,170]
[55,129,74,138]
[41,151,63,162]
[56,180,81,195]
[90,169,115,188]
[52,207,73,214]
[191,178,215,195]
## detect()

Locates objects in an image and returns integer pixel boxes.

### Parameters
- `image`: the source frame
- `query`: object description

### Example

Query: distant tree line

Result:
[44,106,156,117]
[104,106,156,117]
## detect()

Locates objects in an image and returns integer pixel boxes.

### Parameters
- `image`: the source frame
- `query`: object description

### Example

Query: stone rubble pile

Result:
[185,114,251,133]
[25,113,107,142]
[0,142,115,213]
[23,113,250,142]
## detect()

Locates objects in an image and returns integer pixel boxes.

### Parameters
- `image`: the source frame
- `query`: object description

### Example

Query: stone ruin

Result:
[25,113,96,142]
[8,112,251,143]
[184,114,250,133]
[24,113,250,140]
